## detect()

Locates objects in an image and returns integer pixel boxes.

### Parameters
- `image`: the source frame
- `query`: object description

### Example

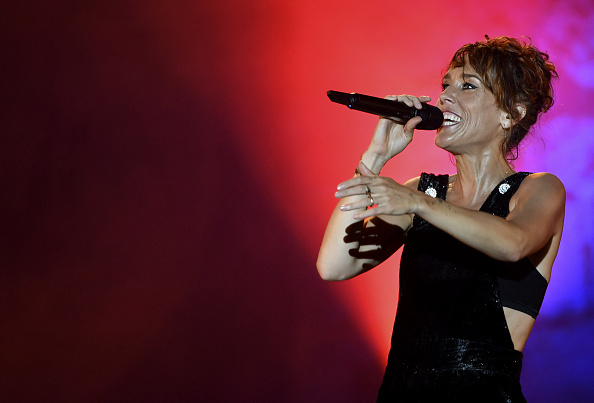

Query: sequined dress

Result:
[377,172,531,403]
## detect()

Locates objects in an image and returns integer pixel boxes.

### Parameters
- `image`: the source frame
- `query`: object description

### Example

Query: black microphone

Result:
[327,90,444,130]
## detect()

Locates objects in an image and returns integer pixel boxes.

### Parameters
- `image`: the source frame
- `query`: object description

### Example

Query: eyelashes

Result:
[440,83,477,91]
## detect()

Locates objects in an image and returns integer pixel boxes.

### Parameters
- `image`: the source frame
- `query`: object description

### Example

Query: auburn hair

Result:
[447,36,558,159]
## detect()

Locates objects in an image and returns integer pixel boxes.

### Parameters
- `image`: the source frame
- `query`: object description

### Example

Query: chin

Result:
[434,129,449,150]
[435,134,463,157]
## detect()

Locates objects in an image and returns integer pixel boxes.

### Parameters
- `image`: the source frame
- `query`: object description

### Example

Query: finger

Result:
[335,183,373,198]
[397,95,415,107]
[396,95,432,109]
[340,199,372,212]
[413,96,432,109]
[337,177,361,190]
[411,97,423,109]
[353,206,380,220]
[404,116,423,133]
[337,176,373,191]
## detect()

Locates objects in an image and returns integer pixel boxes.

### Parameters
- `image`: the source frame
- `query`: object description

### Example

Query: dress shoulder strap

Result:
[480,172,531,218]
[413,173,449,230]
[417,172,449,200]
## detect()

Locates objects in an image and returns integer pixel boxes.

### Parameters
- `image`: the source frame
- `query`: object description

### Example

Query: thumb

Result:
[404,116,423,135]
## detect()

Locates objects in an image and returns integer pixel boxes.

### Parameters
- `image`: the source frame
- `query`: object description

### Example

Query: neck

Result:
[451,152,514,205]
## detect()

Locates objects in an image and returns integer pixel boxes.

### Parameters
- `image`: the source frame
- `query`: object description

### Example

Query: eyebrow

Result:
[463,73,482,82]
[442,72,483,82]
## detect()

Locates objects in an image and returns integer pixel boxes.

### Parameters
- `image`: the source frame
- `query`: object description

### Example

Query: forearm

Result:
[317,195,377,281]
[317,193,408,281]
[416,196,530,262]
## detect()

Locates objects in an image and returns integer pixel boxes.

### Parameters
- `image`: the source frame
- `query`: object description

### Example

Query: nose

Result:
[439,86,455,106]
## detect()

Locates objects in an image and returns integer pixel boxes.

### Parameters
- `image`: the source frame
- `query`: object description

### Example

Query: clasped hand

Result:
[335,175,419,221]
[367,95,431,164]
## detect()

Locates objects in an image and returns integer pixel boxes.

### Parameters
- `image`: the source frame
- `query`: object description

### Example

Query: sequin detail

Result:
[425,187,437,198]
[499,183,511,194]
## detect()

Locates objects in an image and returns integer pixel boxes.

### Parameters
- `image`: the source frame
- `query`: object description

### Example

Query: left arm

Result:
[337,173,565,262]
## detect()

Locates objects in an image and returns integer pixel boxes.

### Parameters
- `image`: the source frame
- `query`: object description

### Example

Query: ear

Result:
[500,104,527,129]
[515,104,527,122]
[500,111,513,130]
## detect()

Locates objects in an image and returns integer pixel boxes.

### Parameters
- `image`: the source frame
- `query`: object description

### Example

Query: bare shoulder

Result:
[519,172,566,199]
[512,172,566,212]
[403,176,421,190]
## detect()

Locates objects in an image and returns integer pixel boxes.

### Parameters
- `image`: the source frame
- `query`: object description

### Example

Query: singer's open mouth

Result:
[442,112,462,126]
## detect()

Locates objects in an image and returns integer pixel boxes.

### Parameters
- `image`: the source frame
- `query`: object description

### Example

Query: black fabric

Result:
[498,265,548,318]
[377,172,537,403]
[483,172,548,319]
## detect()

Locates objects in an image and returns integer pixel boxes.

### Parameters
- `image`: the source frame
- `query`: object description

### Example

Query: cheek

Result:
[462,99,500,128]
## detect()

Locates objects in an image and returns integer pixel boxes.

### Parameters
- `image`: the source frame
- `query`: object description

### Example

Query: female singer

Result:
[317,36,565,402]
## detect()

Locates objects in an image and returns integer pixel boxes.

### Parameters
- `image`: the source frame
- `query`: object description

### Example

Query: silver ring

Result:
[368,197,374,206]
[365,185,371,195]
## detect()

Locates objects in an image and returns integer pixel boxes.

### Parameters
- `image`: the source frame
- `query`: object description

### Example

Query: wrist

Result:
[360,151,388,174]
[354,157,377,177]
[413,190,439,218]
[413,192,426,216]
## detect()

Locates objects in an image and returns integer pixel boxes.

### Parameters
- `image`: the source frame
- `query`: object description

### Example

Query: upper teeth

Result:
[442,113,461,126]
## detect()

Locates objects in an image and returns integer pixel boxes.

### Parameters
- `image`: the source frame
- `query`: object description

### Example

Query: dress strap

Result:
[413,173,449,230]
[480,172,531,218]
[418,172,449,200]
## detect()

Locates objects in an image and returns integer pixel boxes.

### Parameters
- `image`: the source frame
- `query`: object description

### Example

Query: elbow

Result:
[499,236,529,263]
[500,248,523,263]
[316,256,348,281]
[316,258,338,281]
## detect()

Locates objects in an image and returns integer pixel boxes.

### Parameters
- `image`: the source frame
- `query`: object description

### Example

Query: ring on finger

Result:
[368,196,374,207]
[365,185,371,195]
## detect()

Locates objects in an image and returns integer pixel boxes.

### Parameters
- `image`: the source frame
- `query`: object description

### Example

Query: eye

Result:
[462,82,477,90]
[441,83,449,91]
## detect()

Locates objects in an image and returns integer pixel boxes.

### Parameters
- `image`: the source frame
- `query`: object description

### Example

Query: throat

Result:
[447,173,510,210]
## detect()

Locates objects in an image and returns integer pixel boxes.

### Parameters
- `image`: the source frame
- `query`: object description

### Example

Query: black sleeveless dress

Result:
[377,172,531,403]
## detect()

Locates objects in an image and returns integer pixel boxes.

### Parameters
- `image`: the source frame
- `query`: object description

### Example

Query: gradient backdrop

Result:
[1,0,593,402]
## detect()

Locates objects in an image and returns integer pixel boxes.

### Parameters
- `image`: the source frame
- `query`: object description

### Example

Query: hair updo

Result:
[447,36,558,159]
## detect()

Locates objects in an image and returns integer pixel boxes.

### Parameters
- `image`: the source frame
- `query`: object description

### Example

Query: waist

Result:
[387,338,523,379]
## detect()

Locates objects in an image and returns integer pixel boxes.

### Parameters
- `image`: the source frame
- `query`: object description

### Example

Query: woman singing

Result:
[317,36,565,402]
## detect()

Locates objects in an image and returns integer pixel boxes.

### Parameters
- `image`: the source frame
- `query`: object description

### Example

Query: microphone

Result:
[327,90,444,130]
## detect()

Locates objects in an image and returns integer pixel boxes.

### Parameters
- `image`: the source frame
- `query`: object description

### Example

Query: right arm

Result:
[316,171,418,281]
[316,95,429,281]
